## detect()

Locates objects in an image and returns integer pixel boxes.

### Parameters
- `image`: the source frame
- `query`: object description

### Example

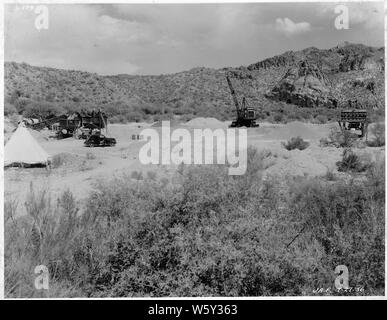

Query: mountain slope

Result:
[4,42,384,123]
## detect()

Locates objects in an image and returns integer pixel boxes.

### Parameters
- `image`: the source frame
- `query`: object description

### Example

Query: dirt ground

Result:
[4,120,385,216]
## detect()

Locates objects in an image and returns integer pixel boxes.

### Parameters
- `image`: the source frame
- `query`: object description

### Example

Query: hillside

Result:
[4,42,385,123]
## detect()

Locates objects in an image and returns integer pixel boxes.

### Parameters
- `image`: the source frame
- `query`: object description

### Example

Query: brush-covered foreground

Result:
[5,148,385,297]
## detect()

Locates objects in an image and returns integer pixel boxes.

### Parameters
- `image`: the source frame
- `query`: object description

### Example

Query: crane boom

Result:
[27,115,65,130]
[226,75,240,111]
[225,72,259,128]
[99,109,109,135]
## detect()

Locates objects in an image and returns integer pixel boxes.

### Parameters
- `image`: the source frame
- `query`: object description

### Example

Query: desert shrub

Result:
[283,136,309,150]
[319,137,329,147]
[4,100,18,116]
[82,154,384,296]
[179,113,195,122]
[315,114,328,124]
[160,177,169,186]
[369,107,385,123]
[321,128,358,148]
[80,160,92,171]
[109,115,127,124]
[365,157,385,200]
[367,122,385,147]
[324,168,337,181]
[14,97,32,114]
[5,187,82,297]
[86,152,96,160]
[9,113,21,127]
[125,110,145,123]
[289,174,384,294]
[22,100,62,119]
[130,170,143,181]
[5,147,385,297]
[336,149,370,173]
[141,104,159,115]
[285,107,310,122]
[335,130,359,148]
[273,113,284,123]
[51,154,65,168]
[146,170,157,181]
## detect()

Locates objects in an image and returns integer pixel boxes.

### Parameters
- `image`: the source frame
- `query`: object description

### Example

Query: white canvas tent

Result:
[4,125,50,167]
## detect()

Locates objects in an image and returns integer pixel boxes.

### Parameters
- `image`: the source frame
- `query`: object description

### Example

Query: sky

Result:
[4,2,385,75]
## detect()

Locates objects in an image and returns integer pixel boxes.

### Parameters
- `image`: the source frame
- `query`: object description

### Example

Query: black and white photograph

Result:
[2,0,385,300]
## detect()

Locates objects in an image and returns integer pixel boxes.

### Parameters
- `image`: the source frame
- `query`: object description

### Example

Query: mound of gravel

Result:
[151,119,181,127]
[184,117,226,128]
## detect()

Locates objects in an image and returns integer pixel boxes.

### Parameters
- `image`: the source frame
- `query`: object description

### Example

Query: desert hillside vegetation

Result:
[5,43,385,124]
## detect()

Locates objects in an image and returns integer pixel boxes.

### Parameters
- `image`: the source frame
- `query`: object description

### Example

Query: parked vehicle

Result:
[84,134,116,147]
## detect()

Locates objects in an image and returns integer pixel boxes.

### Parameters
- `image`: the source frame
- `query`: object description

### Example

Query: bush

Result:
[336,149,370,173]
[5,148,385,297]
[273,113,284,123]
[86,152,96,160]
[130,170,143,180]
[288,174,384,295]
[22,100,62,119]
[14,97,31,114]
[125,111,145,123]
[51,154,65,168]
[9,113,21,127]
[5,187,82,297]
[367,122,385,147]
[146,170,157,181]
[109,115,127,124]
[283,136,309,150]
[321,128,358,148]
[4,101,18,116]
[324,168,337,181]
[315,114,328,124]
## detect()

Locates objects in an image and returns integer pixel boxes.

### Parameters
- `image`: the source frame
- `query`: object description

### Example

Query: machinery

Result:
[81,110,108,130]
[226,73,259,128]
[83,109,117,147]
[23,114,67,131]
[75,123,99,140]
[24,110,109,139]
[338,106,368,138]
